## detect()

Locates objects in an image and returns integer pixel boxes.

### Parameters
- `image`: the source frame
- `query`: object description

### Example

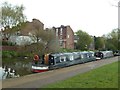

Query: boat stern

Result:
[32,65,49,73]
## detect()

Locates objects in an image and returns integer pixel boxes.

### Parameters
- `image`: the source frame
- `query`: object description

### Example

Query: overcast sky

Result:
[1,0,118,36]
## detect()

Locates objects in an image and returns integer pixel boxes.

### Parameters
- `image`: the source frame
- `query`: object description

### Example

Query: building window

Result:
[68,35,69,38]
[60,28,63,35]
[56,28,58,36]
[60,35,62,39]
[59,40,63,46]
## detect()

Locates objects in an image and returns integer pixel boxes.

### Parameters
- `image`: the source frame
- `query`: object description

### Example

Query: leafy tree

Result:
[105,39,116,50]
[94,36,105,50]
[104,28,119,50]
[1,2,26,42]
[1,2,26,28]
[75,30,92,50]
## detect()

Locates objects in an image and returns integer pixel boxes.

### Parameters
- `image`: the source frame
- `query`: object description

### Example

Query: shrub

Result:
[2,51,18,58]
[2,41,16,46]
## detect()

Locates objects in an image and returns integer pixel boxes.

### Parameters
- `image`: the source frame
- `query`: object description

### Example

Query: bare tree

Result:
[18,19,60,57]
[29,28,60,55]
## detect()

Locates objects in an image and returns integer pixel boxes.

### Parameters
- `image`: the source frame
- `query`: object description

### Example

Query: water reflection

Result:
[2,58,33,79]
[0,66,20,80]
[0,67,2,80]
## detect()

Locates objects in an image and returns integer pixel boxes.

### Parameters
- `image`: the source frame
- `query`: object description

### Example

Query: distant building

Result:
[1,19,75,48]
[50,25,74,49]
[74,34,79,49]
[9,36,34,45]
[16,19,44,45]
[20,18,44,36]
[1,19,44,45]
[74,35,79,43]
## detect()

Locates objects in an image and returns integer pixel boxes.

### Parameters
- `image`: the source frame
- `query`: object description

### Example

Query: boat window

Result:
[83,54,87,58]
[90,53,94,57]
[55,57,61,63]
[69,55,74,61]
[87,54,91,58]
[81,55,84,58]
[49,55,55,65]
[66,55,70,61]
[91,53,94,56]
[60,56,66,62]
[74,54,81,60]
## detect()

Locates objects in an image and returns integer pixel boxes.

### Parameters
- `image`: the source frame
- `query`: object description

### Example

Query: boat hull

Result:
[32,66,49,73]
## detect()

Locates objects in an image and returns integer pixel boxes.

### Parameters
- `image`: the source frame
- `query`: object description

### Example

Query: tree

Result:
[75,30,92,50]
[94,36,105,50]
[19,29,60,57]
[104,28,119,50]
[31,28,60,55]
[1,2,26,42]
[15,18,60,57]
[17,19,60,56]
[1,2,26,29]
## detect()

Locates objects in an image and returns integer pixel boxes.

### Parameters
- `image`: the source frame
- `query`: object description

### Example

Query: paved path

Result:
[2,56,118,88]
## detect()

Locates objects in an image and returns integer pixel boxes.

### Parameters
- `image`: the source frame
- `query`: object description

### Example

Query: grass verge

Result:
[42,61,118,88]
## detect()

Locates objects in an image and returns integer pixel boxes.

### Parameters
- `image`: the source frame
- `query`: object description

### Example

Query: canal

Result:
[1,57,33,79]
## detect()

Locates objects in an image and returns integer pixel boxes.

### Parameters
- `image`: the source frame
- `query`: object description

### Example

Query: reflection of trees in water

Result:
[3,61,32,76]
[14,62,32,76]
[2,66,20,79]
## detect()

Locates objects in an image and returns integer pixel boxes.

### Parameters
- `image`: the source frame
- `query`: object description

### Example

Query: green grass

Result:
[42,61,118,88]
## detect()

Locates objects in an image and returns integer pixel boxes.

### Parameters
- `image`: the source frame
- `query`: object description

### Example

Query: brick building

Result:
[1,18,75,49]
[1,19,44,45]
[20,18,44,36]
[51,25,74,49]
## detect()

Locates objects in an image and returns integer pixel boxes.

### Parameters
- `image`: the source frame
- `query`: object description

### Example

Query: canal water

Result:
[0,67,2,80]
[1,58,33,80]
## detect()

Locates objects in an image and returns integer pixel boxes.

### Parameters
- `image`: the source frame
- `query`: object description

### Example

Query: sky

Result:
[1,0,118,36]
